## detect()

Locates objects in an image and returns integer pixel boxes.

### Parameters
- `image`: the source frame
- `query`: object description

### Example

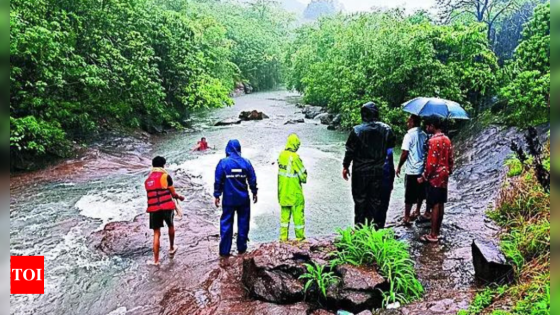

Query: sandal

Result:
[169,246,179,256]
[420,234,439,243]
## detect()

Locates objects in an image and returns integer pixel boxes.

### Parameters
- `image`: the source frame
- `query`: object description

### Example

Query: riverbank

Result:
[10,91,537,315]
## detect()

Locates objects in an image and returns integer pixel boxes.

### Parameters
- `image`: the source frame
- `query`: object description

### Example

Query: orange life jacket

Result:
[145,168,176,213]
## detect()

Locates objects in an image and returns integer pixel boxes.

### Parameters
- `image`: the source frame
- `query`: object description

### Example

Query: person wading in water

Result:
[192,137,210,152]
[213,140,258,257]
[343,102,396,229]
[144,156,185,266]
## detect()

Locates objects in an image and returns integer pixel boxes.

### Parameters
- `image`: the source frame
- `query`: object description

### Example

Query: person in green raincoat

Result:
[278,134,307,241]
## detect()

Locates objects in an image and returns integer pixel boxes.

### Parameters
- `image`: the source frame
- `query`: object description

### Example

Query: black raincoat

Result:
[343,102,396,228]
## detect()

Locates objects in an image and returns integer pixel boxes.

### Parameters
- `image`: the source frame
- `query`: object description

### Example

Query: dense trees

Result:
[285,11,499,136]
[285,3,550,136]
[10,0,292,168]
[500,2,550,126]
[10,0,550,169]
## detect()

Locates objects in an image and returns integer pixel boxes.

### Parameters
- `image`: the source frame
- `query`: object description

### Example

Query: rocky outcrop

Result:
[239,110,270,121]
[302,105,326,119]
[241,240,388,314]
[242,240,335,304]
[315,113,334,125]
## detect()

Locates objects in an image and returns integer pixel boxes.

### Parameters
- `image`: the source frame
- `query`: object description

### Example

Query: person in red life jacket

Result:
[145,156,185,266]
[192,137,210,152]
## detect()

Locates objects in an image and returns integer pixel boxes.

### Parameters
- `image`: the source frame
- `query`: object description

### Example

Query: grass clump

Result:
[299,262,339,299]
[332,224,424,306]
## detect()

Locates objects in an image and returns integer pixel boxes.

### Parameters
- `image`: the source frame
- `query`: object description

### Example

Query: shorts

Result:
[405,175,426,204]
[427,185,448,205]
[149,210,174,230]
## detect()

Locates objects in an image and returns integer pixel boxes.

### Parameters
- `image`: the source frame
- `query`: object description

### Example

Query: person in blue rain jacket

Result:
[213,139,258,257]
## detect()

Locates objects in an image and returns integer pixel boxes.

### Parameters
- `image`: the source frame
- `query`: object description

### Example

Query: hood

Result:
[285,134,301,152]
[225,139,242,157]
[361,102,380,123]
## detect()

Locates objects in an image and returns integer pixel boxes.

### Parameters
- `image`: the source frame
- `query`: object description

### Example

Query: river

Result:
[10,91,408,315]
[11,90,533,315]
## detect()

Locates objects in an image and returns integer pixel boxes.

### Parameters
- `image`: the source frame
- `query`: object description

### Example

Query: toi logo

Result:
[11,256,45,294]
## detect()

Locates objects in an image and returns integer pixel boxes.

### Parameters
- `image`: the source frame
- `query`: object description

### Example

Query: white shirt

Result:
[401,127,428,175]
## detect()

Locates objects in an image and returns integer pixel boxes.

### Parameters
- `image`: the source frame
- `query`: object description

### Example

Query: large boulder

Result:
[315,113,335,125]
[242,240,336,305]
[303,105,325,119]
[239,110,270,121]
[472,240,514,284]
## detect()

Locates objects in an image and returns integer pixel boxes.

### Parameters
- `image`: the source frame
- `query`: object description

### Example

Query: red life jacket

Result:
[145,169,176,213]
[198,141,209,151]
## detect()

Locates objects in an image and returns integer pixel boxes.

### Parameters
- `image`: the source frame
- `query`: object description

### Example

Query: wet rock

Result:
[315,113,335,125]
[337,265,386,291]
[285,118,305,125]
[472,240,514,284]
[243,82,254,94]
[215,118,242,126]
[358,311,374,315]
[295,103,306,109]
[239,110,270,121]
[303,105,326,119]
[242,240,336,304]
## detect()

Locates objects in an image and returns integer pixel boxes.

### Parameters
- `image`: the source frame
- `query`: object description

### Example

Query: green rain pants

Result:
[280,202,305,241]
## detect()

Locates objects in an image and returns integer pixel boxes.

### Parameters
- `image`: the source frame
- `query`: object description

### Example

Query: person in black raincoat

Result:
[342,102,396,229]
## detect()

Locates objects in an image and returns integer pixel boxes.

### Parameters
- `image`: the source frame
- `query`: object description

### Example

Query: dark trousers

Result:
[220,205,250,256]
[352,175,391,229]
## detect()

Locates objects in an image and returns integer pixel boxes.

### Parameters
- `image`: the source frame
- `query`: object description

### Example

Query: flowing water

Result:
[10,90,534,315]
[11,91,406,315]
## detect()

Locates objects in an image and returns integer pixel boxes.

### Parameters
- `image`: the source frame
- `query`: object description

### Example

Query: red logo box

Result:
[11,256,45,294]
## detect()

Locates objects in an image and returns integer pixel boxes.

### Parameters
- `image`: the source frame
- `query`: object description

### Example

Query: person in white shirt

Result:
[396,115,428,226]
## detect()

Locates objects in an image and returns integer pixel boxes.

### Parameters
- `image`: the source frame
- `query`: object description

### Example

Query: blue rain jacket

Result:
[214,140,258,206]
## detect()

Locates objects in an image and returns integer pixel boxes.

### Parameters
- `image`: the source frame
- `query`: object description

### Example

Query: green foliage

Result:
[500,2,550,127]
[10,0,291,165]
[332,224,424,306]
[505,157,524,177]
[299,262,339,299]
[285,11,499,137]
[457,287,507,315]
[185,0,293,91]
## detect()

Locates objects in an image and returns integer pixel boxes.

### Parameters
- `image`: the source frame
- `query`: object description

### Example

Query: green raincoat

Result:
[278,134,307,241]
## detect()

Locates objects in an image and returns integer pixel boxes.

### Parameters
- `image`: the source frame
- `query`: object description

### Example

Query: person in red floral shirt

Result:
[418,119,454,243]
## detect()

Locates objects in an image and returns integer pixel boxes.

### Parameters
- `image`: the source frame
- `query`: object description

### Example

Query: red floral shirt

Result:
[423,133,454,188]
